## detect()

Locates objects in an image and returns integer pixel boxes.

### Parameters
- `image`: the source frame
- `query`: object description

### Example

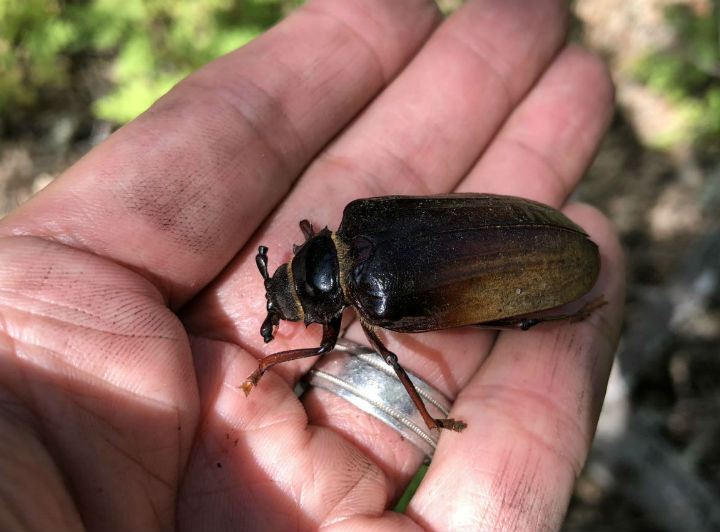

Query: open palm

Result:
[0,0,623,530]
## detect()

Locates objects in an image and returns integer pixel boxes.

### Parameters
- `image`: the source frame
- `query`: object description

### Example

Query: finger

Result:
[0,0,440,308]
[305,44,615,483]
[380,45,616,426]
[458,45,615,203]
[409,206,624,530]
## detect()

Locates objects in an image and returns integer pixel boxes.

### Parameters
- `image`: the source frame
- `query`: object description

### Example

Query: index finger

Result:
[0,0,441,307]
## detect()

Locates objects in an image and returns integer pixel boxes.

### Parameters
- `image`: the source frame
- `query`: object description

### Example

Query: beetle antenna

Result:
[256,246,270,281]
[299,219,315,240]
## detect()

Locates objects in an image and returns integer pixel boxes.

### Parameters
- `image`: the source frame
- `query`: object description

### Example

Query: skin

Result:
[0,0,624,530]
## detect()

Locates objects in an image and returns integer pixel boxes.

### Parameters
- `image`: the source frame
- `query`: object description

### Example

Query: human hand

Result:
[0,0,623,530]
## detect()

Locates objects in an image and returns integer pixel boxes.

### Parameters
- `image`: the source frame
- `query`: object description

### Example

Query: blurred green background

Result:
[1,0,717,138]
[0,0,300,124]
[1,0,720,530]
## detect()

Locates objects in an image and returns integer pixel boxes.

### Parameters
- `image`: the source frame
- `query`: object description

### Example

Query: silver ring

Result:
[306,338,452,457]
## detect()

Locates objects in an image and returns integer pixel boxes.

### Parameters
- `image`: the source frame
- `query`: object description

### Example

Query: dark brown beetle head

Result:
[256,246,301,343]
[256,221,347,343]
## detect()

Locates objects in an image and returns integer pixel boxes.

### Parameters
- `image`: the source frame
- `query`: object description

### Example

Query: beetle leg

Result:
[475,296,607,331]
[361,324,467,433]
[241,315,341,396]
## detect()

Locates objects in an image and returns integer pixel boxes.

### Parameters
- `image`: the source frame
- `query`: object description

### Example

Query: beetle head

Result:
[256,246,302,343]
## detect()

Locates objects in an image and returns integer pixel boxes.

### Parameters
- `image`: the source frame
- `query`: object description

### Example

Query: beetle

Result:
[241,193,603,432]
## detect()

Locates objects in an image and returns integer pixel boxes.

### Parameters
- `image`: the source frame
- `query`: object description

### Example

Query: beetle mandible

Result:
[241,193,603,432]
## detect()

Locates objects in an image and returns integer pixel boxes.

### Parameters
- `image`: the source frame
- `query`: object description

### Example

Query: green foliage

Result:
[633,3,720,146]
[0,0,74,110]
[0,0,299,123]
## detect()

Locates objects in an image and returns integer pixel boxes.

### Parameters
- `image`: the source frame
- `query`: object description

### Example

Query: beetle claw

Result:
[240,372,261,397]
[435,418,467,432]
[240,381,254,396]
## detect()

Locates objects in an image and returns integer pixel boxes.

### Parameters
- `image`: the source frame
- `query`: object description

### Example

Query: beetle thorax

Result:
[289,228,346,325]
